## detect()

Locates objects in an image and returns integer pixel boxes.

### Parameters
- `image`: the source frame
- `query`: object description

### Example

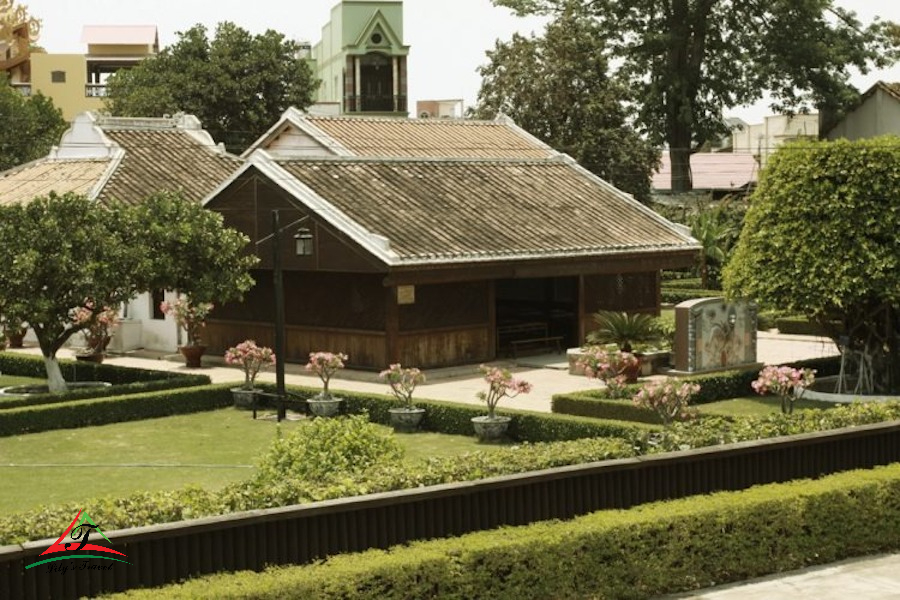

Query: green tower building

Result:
[313,0,409,116]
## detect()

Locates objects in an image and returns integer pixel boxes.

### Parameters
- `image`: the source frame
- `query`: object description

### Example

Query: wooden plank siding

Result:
[4,421,900,599]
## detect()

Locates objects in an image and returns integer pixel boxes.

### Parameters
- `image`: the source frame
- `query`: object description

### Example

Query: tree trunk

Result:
[44,355,67,394]
[669,146,693,193]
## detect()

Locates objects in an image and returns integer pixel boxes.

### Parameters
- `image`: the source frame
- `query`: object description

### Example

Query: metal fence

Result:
[3,420,900,599]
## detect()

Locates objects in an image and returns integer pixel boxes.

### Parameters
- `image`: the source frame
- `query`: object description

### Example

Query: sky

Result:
[20,0,900,125]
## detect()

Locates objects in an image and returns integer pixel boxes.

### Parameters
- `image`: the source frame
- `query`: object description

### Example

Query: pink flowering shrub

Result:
[379,363,426,409]
[577,346,640,399]
[633,378,701,426]
[225,340,276,390]
[476,365,533,419]
[752,365,816,414]
[160,298,214,346]
[306,351,348,398]
[72,301,120,353]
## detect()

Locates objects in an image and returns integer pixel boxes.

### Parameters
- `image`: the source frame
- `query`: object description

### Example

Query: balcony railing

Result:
[10,82,31,97]
[345,94,408,114]
[85,84,108,98]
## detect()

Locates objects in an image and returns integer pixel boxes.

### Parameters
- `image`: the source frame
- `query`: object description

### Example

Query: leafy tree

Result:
[495,0,899,193]
[134,191,257,306]
[0,194,145,392]
[0,192,257,392]
[0,73,66,171]
[104,22,319,152]
[723,137,900,393]
[471,6,659,202]
[0,0,40,45]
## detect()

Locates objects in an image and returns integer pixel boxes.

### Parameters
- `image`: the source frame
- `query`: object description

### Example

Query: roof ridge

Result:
[307,114,499,126]
[275,155,567,165]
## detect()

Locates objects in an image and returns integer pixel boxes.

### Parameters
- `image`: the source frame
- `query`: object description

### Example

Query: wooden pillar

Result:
[385,285,399,364]
[487,280,497,358]
[577,274,586,344]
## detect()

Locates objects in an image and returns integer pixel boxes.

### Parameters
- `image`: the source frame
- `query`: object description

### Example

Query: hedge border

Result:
[0,384,234,437]
[253,383,657,443]
[108,463,900,599]
[0,352,211,409]
[552,355,842,421]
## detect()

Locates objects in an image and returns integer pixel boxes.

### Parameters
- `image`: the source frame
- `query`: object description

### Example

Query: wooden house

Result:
[202,111,699,369]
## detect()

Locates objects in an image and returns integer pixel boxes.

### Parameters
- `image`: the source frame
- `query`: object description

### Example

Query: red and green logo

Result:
[26,509,130,570]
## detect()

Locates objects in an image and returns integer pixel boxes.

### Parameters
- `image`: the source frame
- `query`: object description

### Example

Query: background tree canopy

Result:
[471,5,659,202]
[494,0,900,193]
[723,136,900,393]
[0,74,66,171]
[104,22,319,153]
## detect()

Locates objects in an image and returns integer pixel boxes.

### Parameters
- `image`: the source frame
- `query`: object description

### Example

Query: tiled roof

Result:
[275,157,696,265]
[97,129,241,206]
[0,159,111,206]
[305,115,555,159]
[653,153,757,192]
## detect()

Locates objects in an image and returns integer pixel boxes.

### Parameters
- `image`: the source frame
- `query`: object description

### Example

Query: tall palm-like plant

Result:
[690,210,732,289]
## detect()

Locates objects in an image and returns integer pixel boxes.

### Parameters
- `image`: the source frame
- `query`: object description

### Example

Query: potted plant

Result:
[225,340,276,409]
[160,297,214,367]
[752,365,816,414]
[72,303,120,363]
[2,322,27,348]
[380,363,426,432]
[472,365,532,441]
[577,345,642,391]
[305,351,348,417]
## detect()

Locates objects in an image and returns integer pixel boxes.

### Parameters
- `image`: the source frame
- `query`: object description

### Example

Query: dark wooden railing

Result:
[3,420,900,599]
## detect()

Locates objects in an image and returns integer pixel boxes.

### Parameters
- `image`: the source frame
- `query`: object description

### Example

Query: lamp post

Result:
[272,210,287,421]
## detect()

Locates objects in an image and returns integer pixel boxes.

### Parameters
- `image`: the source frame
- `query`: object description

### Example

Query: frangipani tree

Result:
[0,194,144,391]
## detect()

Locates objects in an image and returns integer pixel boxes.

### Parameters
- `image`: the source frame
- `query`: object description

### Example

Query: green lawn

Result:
[699,395,836,418]
[0,408,500,513]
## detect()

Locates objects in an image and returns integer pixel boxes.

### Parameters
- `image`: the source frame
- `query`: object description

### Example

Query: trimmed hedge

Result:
[107,463,900,599]
[658,277,703,289]
[552,355,843,420]
[660,288,724,304]
[0,352,211,409]
[0,384,234,437]
[270,383,657,443]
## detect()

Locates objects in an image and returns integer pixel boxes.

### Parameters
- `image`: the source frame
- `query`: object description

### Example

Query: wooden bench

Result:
[497,321,548,353]
[509,335,564,358]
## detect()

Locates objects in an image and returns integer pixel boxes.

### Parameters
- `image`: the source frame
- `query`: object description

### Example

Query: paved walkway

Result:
[12,333,900,597]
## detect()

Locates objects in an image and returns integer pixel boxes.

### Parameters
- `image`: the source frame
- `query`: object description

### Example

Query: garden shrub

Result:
[106,463,900,599]
[552,393,664,425]
[254,413,404,485]
[650,401,900,452]
[658,277,703,289]
[0,352,210,385]
[0,384,233,437]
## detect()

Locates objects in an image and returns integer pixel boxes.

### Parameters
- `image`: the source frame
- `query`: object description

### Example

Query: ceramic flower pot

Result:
[75,352,104,364]
[231,387,259,409]
[179,345,207,368]
[388,406,426,432]
[5,328,26,348]
[471,415,512,442]
[307,394,343,417]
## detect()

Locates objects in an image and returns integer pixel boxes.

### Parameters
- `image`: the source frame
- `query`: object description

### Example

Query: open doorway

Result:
[495,277,577,356]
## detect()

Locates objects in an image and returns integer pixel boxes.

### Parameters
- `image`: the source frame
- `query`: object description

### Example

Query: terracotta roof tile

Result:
[278,158,695,264]
[0,159,110,206]
[306,115,554,159]
[97,130,241,206]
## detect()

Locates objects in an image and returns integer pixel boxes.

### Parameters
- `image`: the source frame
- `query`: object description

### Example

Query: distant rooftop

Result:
[81,25,158,46]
